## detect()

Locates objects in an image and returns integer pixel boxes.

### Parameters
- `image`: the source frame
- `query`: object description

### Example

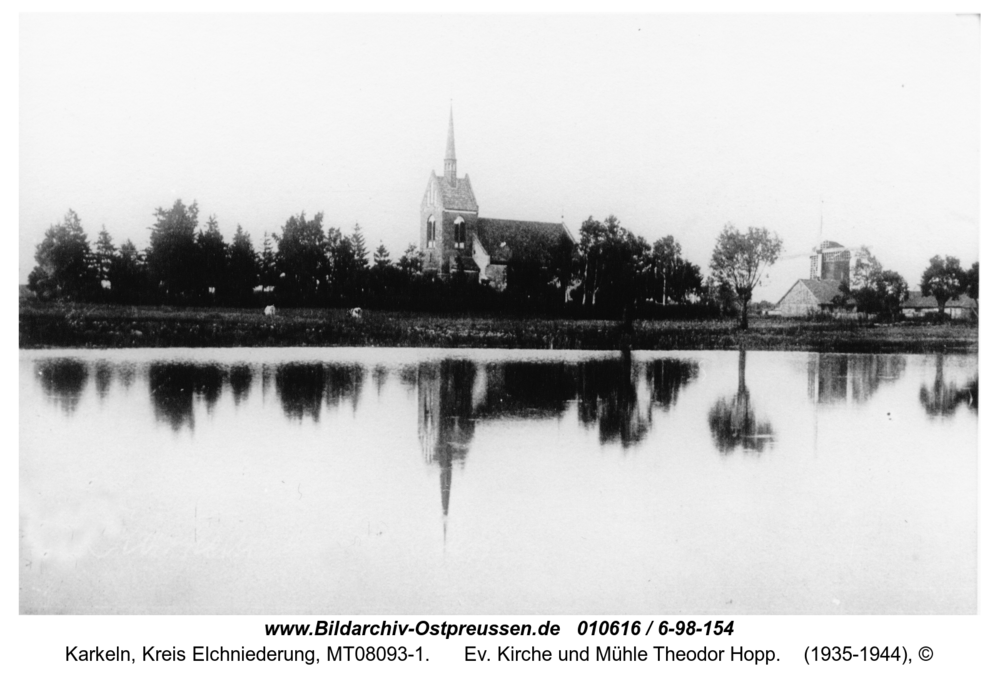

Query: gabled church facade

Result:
[420,109,574,290]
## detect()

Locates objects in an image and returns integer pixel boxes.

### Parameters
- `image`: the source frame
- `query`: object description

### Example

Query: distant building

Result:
[901,293,976,319]
[420,108,575,290]
[772,240,864,316]
[772,278,850,316]
[808,240,855,284]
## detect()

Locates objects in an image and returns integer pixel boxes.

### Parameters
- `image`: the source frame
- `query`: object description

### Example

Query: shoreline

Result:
[19,304,978,354]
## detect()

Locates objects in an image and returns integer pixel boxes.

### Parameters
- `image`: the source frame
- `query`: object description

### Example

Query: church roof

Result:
[477,218,573,264]
[430,173,478,212]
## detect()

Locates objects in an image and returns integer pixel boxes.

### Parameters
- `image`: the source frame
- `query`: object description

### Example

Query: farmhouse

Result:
[773,278,849,316]
[420,108,575,290]
[901,293,976,319]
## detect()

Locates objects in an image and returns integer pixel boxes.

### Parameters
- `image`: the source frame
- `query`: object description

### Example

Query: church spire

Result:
[444,104,457,185]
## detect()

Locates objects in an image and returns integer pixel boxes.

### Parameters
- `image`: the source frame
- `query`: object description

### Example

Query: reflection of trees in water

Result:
[148,363,225,431]
[373,365,389,397]
[274,364,326,422]
[807,354,906,405]
[575,355,649,448]
[117,363,136,391]
[919,354,978,418]
[229,365,253,406]
[324,365,366,412]
[708,350,774,454]
[273,363,368,422]
[94,361,113,400]
[647,359,700,410]
[36,359,88,413]
[480,363,576,419]
[398,365,419,393]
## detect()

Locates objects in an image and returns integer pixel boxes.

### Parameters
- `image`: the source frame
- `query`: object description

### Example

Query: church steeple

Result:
[444,105,457,185]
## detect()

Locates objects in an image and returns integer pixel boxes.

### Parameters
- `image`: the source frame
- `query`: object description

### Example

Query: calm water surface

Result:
[20,348,977,614]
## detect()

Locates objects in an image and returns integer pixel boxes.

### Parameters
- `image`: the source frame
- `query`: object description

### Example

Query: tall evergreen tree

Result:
[196,215,228,297]
[28,209,97,300]
[259,231,279,293]
[227,224,258,302]
[373,242,391,270]
[350,222,369,268]
[94,225,116,287]
[108,239,148,303]
[148,199,200,299]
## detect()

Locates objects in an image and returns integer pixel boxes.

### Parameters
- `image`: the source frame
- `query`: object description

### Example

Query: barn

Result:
[901,293,976,319]
[771,278,850,317]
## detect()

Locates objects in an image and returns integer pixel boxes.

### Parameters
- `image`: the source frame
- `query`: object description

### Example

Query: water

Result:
[19,348,977,614]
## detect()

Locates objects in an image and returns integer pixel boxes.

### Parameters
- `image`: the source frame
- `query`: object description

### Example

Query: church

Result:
[419,109,575,290]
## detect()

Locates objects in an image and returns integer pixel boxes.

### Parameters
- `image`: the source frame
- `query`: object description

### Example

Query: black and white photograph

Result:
[19,12,980,622]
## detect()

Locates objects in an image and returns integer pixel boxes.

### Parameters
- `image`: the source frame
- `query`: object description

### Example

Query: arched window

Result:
[426,216,437,248]
[454,216,466,250]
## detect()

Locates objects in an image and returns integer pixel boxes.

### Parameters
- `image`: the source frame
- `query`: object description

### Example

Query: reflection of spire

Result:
[417,361,476,539]
[440,459,452,545]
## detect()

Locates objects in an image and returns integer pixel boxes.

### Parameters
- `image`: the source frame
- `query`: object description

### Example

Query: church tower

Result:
[420,106,480,275]
[444,106,457,185]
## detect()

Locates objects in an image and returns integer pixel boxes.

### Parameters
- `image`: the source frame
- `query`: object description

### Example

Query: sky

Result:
[19,13,980,302]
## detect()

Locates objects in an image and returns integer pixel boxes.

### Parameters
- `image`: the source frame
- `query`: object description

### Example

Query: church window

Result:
[454,217,466,250]
[427,216,437,248]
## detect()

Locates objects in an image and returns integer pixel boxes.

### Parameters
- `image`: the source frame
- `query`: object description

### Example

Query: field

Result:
[19,302,977,354]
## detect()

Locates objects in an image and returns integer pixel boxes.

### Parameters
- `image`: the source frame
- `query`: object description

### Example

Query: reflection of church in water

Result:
[416,357,699,534]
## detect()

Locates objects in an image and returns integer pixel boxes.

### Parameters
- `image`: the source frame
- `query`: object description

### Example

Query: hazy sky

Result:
[19,13,979,301]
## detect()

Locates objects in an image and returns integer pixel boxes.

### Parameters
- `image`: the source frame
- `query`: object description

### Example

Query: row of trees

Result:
[28,202,427,308]
[28,201,973,325]
[27,203,713,316]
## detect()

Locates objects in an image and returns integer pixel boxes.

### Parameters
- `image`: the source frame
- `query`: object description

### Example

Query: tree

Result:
[574,215,647,315]
[148,199,200,299]
[227,224,258,302]
[650,236,702,304]
[350,222,369,268]
[94,225,116,287]
[108,239,148,303]
[841,246,908,318]
[966,262,979,317]
[29,209,97,300]
[920,255,966,317]
[576,216,607,306]
[196,215,228,297]
[327,226,362,301]
[397,243,422,279]
[259,231,279,293]
[373,243,392,270]
[709,224,783,330]
[276,212,330,303]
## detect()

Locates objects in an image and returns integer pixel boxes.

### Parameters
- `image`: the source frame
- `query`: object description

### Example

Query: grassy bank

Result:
[19,302,977,353]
